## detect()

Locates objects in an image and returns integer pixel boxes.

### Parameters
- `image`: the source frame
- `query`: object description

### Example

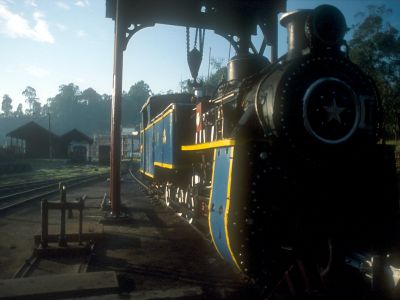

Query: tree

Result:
[122,80,152,126]
[1,94,13,116]
[349,5,400,136]
[32,101,42,116]
[79,87,110,133]
[180,57,227,95]
[15,104,23,117]
[22,86,40,115]
[48,83,81,133]
[204,57,227,95]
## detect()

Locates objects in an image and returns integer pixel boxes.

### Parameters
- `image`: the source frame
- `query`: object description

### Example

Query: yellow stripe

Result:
[139,169,144,173]
[225,146,240,270]
[154,162,175,169]
[144,171,154,178]
[144,108,173,131]
[182,139,236,151]
[208,149,224,259]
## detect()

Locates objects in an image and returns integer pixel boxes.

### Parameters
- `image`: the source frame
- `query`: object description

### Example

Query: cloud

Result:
[76,29,87,38]
[0,4,55,43]
[75,0,89,7]
[26,65,50,78]
[75,77,86,84]
[25,0,37,7]
[55,23,67,31]
[56,1,69,10]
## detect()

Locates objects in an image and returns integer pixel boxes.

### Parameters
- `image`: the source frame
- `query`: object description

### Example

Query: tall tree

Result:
[32,101,42,116]
[79,87,110,133]
[1,94,13,116]
[349,5,400,136]
[15,104,23,117]
[48,83,81,133]
[22,86,39,115]
[122,80,152,126]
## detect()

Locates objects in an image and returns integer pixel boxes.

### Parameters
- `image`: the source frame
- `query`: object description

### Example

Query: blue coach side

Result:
[140,94,193,178]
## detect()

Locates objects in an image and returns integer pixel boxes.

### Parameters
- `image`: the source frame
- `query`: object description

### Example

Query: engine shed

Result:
[6,122,93,162]
[61,129,93,162]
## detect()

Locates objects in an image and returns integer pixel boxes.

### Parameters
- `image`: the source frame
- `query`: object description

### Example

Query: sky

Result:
[0,0,399,110]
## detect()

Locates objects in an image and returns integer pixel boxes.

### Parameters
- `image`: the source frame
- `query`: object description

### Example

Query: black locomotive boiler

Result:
[139,4,399,298]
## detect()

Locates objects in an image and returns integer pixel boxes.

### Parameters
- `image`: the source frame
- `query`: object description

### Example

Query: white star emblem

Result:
[323,99,345,123]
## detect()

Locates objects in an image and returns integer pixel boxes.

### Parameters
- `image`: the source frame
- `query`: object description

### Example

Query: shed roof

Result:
[61,129,93,144]
[6,121,58,140]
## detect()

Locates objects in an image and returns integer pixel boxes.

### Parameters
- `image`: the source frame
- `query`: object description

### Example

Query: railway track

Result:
[0,174,108,212]
[0,179,60,196]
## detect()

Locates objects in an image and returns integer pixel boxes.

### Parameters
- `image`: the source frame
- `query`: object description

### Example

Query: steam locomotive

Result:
[139,4,399,298]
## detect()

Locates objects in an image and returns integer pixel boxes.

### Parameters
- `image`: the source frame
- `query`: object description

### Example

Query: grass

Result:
[0,159,139,186]
[0,159,110,186]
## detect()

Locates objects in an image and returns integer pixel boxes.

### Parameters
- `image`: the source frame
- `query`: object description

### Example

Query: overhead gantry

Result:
[105,0,286,217]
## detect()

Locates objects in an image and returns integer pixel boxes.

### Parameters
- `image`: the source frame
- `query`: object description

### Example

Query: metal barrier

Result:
[40,183,85,248]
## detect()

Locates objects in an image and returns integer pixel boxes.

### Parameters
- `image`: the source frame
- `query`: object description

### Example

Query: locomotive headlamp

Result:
[306,5,347,46]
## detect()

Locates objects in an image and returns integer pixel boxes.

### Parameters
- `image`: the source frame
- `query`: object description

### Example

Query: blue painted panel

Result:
[209,146,239,269]
[144,129,149,174]
[154,121,162,164]
[144,126,154,176]
[149,126,154,176]
[162,112,173,165]
[140,130,144,171]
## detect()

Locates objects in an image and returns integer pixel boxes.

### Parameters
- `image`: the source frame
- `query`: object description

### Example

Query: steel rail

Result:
[0,174,107,212]
[0,179,61,195]
[0,175,103,200]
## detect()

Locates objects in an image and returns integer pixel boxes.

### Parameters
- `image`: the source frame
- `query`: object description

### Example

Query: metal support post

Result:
[270,13,278,63]
[78,198,83,245]
[59,184,67,247]
[110,0,125,217]
[41,199,48,248]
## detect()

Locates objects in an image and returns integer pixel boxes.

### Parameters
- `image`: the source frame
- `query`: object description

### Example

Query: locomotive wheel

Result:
[184,184,196,224]
[176,188,184,216]
[164,183,173,207]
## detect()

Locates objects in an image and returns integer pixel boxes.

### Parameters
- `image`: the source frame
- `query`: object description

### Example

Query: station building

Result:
[90,128,139,161]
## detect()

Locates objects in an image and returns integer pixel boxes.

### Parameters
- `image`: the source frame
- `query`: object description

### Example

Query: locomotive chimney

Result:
[280,10,312,61]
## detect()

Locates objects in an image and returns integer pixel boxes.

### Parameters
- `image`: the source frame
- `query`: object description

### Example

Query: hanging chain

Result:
[194,28,198,49]
[186,27,190,55]
[187,27,206,54]
[199,29,205,55]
